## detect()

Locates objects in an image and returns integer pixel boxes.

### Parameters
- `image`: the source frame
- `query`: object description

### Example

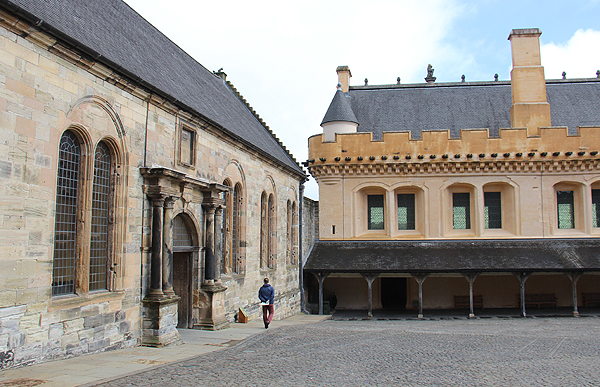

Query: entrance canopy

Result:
[304,238,600,274]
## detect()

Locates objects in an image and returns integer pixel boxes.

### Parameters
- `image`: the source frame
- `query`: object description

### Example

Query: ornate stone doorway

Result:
[173,214,197,329]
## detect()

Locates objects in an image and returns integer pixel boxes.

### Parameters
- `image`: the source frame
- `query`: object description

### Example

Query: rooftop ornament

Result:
[597,70,599,78]
[461,74,465,82]
[364,78,368,86]
[425,64,436,84]
[562,71,567,79]
[494,74,499,81]
[397,77,401,84]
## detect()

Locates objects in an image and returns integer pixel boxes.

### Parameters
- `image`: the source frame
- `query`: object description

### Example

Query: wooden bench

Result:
[454,295,483,309]
[582,293,600,307]
[524,293,557,308]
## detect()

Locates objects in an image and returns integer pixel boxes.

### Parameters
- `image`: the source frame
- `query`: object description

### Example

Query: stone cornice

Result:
[308,158,600,178]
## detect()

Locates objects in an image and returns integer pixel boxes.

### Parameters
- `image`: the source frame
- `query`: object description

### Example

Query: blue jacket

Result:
[258,284,274,304]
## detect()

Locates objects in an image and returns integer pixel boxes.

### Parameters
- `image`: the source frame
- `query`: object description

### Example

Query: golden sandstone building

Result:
[0,0,307,368]
[305,29,600,319]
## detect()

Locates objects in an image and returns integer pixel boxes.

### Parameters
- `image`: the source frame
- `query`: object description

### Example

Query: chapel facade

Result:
[305,29,600,318]
[0,0,306,369]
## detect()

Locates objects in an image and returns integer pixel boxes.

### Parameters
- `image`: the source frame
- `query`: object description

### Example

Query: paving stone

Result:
[97,318,600,387]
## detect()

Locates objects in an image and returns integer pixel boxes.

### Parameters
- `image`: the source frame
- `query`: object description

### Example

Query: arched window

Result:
[173,214,194,249]
[292,201,298,265]
[52,133,118,296]
[52,131,81,296]
[232,183,242,273]
[268,193,276,269]
[89,142,112,291]
[286,200,292,265]
[260,192,268,269]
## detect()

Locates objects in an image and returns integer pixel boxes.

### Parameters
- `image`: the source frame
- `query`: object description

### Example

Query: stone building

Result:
[0,0,307,369]
[305,29,600,318]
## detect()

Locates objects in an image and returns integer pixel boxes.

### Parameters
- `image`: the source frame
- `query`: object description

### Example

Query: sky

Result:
[123,0,600,200]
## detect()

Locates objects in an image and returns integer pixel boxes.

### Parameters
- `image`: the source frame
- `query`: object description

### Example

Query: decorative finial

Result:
[494,73,499,81]
[336,82,342,90]
[596,70,599,78]
[397,77,401,84]
[562,71,567,79]
[214,68,227,80]
[364,78,368,86]
[461,74,465,82]
[425,64,436,84]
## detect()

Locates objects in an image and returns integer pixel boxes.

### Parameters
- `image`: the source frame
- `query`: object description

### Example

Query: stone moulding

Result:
[308,159,600,178]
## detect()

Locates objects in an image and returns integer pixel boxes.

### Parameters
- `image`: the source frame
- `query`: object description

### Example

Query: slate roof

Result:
[2,0,304,176]
[323,79,600,140]
[304,239,600,273]
[321,87,358,125]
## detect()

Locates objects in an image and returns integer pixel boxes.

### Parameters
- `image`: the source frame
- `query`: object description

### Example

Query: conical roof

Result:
[321,86,359,126]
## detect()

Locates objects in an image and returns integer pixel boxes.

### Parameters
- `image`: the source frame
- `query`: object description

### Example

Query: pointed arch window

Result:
[52,133,116,296]
[52,131,81,296]
[89,142,112,291]
[260,192,268,269]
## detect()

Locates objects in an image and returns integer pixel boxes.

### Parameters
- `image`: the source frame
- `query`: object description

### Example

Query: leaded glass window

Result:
[397,194,415,230]
[53,131,80,296]
[484,192,502,229]
[452,192,471,229]
[232,184,241,272]
[557,190,575,229]
[180,127,194,165]
[593,189,600,228]
[368,195,384,230]
[173,215,193,247]
[89,142,111,291]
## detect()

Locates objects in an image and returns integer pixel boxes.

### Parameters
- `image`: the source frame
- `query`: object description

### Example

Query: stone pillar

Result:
[148,197,165,299]
[361,273,379,319]
[513,272,531,317]
[462,272,480,319]
[162,197,176,297]
[214,205,223,285]
[203,205,216,286]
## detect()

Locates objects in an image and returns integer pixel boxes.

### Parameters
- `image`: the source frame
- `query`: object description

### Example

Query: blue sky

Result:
[124,0,600,199]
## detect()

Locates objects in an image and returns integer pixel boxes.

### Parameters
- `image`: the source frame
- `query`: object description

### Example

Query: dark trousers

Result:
[262,304,274,324]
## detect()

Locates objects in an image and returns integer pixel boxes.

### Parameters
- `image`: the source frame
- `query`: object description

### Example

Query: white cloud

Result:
[541,29,600,79]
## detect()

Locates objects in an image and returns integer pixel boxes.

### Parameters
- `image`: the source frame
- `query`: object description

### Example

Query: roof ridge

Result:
[224,79,304,172]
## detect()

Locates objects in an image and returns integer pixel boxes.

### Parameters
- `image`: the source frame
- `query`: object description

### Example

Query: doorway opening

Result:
[172,213,198,329]
[381,277,407,309]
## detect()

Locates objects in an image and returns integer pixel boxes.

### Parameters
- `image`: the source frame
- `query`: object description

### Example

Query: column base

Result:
[141,296,183,347]
[195,285,230,330]
[418,314,424,319]
[468,313,475,319]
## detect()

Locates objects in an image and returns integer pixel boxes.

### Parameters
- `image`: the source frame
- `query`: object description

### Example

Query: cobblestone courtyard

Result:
[99,317,600,386]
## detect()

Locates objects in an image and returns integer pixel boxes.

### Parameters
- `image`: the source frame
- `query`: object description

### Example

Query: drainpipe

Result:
[299,182,306,313]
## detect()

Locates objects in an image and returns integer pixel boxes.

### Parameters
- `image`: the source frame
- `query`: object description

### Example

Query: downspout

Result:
[299,181,306,313]
[540,164,545,238]
[140,98,150,304]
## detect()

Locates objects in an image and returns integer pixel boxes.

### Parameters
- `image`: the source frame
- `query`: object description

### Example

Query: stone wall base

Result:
[141,297,182,347]
[195,286,230,330]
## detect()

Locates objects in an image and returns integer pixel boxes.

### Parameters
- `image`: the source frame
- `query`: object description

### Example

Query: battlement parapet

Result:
[308,126,600,163]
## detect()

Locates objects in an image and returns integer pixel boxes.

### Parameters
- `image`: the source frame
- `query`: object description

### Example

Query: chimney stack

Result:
[508,28,551,136]
[336,66,352,93]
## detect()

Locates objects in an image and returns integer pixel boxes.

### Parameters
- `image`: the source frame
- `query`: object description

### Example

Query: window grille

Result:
[368,195,384,230]
[452,192,471,229]
[593,189,600,227]
[260,193,267,269]
[557,191,575,229]
[397,194,415,230]
[89,142,111,291]
[52,131,80,296]
[173,215,193,247]
[484,191,502,229]
[232,184,240,271]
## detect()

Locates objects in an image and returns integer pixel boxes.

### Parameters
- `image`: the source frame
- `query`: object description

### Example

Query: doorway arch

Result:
[172,213,199,328]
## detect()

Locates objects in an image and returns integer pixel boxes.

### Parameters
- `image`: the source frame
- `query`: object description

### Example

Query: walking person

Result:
[258,278,274,329]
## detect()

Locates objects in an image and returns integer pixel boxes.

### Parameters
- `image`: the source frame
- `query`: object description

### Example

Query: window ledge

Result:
[49,290,125,312]
[482,229,515,237]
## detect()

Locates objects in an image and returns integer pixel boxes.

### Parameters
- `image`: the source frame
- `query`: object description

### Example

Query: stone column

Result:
[162,197,176,297]
[214,205,223,285]
[361,273,379,319]
[513,272,531,317]
[148,197,165,299]
[203,205,216,286]
[411,273,430,319]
